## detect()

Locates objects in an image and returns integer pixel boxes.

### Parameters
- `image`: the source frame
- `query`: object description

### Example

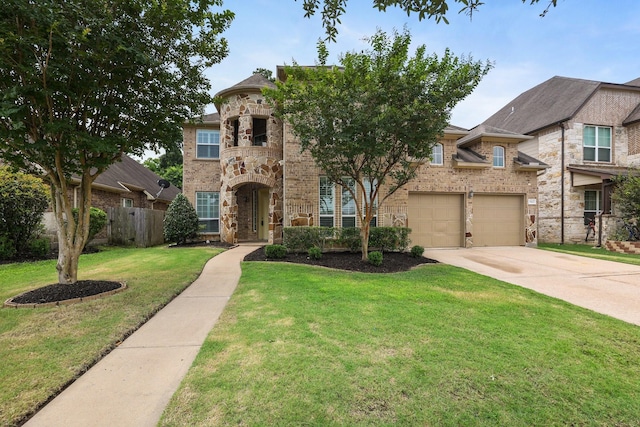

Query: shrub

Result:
[308,245,322,260]
[26,237,51,258]
[72,207,107,247]
[410,245,424,258]
[164,194,200,244]
[337,227,361,252]
[264,244,287,259]
[284,226,335,253]
[0,167,49,256]
[0,235,16,260]
[368,251,383,266]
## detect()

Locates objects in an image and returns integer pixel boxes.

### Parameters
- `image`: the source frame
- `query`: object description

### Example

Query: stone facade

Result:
[183,73,543,247]
[524,88,640,244]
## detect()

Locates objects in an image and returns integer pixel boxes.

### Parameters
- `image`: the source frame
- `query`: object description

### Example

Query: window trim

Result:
[341,177,357,228]
[583,125,612,163]
[195,191,220,233]
[431,143,444,166]
[196,129,220,159]
[493,146,505,168]
[319,177,335,227]
[122,198,134,208]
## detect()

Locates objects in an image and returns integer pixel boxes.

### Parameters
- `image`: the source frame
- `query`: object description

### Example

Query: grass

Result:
[539,243,640,266]
[160,261,640,426]
[0,245,221,427]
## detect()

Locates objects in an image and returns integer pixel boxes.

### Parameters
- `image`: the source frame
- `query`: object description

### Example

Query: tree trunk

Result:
[51,172,93,285]
[360,221,370,261]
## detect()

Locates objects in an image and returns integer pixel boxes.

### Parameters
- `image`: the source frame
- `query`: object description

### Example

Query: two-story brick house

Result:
[479,76,640,244]
[183,71,547,248]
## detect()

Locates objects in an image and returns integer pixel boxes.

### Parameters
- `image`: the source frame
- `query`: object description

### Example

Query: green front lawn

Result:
[0,246,221,427]
[539,243,640,266]
[160,261,640,426]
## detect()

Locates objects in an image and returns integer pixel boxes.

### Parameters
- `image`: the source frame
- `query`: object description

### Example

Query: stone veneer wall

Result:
[218,93,284,244]
[536,88,640,244]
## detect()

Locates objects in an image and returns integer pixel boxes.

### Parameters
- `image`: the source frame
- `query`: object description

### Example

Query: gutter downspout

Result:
[560,123,565,244]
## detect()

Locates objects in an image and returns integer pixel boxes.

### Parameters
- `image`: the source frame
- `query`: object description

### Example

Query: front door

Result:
[257,188,270,241]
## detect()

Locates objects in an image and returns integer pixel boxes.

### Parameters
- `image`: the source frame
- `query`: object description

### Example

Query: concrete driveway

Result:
[422,246,640,327]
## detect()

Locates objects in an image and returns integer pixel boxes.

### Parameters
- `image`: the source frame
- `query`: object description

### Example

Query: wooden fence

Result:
[107,207,165,247]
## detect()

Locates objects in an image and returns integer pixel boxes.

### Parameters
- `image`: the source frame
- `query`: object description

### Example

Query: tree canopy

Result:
[0,0,233,284]
[296,0,558,40]
[264,28,491,259]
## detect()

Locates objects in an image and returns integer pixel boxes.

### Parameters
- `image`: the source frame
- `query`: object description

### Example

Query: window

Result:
[196,192,220,233]
[196,130,220,159]
[253,118,267,146]
[363,178,378,227]
[122,198,133,208]
[232,119,239,147]
[319,177,335,227]
[584,190,600,225]
[583,125,611,162]
[431,143,443,165]
[493,146,505,168]
[341,178,357,228]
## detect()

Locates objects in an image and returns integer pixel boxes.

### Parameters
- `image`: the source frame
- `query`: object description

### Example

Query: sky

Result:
[203,0,640,129]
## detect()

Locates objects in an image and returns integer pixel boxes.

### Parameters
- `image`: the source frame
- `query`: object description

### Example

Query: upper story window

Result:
[122,198,133,208]
[232,119,239,147]
[431,143,443,165]
[319,177,335,227]
[196,129,220,159]
[493,146,505,168]
[583,125,611,162]
[253,118,267,146]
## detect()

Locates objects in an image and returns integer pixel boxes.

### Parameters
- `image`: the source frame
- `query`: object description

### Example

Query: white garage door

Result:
[408,193,463,248]
[473,195,524,246]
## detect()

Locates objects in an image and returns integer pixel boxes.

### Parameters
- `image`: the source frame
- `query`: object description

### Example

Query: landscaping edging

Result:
[605,241,640,255]
[4,281,127,309]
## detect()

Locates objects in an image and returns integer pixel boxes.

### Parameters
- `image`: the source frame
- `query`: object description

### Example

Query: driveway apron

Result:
[423,246,640,327]
[24,244,260,427]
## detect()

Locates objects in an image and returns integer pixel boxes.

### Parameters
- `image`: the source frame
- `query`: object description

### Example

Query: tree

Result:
[164,194,200,245]
[264,28,491,260]
[0,0,233,284]
[612,173,640,220]
[296,0,558,40]
[144,150,184,190]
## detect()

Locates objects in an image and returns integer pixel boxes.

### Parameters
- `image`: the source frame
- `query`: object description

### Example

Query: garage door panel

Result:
[474,195,523,246]
[408,193,463,248]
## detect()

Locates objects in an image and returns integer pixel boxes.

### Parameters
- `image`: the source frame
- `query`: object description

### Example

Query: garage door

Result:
[408,193,463,248]
[473,195,524,246]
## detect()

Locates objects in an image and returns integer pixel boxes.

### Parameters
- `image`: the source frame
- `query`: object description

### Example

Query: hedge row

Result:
[283,226,411,253]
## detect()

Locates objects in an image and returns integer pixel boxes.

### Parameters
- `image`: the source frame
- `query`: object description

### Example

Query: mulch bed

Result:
[6,280,124,306]
[243,248,437,273]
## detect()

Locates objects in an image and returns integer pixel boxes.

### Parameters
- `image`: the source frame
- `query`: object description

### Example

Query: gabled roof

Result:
[457,124,533,147]
[89,155,181,203]
[481,76,640,134]
[481,76,601,134]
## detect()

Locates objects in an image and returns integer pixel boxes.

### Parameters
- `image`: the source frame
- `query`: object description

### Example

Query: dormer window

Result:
[583,125,611,162]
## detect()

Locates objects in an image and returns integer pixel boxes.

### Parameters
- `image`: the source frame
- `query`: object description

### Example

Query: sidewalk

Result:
[25,244,261,427]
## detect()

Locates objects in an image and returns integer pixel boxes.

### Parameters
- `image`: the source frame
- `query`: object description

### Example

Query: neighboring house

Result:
[183,72,547,248]
[43,154,181,240]
[479,76,640,244]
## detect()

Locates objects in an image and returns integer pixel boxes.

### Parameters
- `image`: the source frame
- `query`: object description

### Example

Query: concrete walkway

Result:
[423,246,640,327]
[25,244,261,427]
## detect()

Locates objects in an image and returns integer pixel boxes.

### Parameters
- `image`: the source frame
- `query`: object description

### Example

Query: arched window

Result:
[431,143,443,165]
[493,146,505,168]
